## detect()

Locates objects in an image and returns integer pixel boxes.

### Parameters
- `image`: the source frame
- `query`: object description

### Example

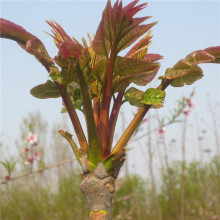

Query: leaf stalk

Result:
[55,82,88,152]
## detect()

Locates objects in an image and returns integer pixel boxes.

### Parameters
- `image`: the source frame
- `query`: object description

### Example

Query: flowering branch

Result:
[130,91,195,143]
[0,159,75,185]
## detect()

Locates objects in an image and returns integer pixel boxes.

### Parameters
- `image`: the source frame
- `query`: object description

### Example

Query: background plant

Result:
[1,98,219,219]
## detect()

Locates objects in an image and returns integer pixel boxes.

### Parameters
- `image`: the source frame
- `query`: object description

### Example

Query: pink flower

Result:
[185,98,196,108]
[33,142,38,147]
[142,117,148,123]
[25,132,38,145]
[22,147,29,153]
[157,127,166,135]
[25,156,34,165]
[183,109,191,118]
[34,152,41,160]
[5,175,10,181]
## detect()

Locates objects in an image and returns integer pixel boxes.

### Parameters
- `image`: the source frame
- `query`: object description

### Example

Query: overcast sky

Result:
[1,0,220,176]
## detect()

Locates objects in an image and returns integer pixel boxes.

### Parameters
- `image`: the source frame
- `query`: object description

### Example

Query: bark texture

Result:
[80,163,115,220]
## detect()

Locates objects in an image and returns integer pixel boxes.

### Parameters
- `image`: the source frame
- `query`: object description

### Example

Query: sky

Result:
[1,1,220,177]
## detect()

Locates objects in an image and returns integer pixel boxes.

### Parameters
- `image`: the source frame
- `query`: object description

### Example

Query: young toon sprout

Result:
[1,0,219,219]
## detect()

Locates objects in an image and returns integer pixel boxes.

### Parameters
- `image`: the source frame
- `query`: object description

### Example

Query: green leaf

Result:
[124,87,144,107]
[141,88,166,105]
[82,37,88,47]
[87,160,96,172]
[92,57,106,83]
[151,103,164,109]
[75,64,102,165]
[50,65,78,85]
[61,67,78,84]
[79,48,91,70]
[11,161,17,171]
[103,148,126,177]
[0,161,9,170]
[170,65,204,87]
[61,84,83,112]
[58,130,82,165]
[0,160,17,175]
[61,99,83,113]
[30,80,60,99]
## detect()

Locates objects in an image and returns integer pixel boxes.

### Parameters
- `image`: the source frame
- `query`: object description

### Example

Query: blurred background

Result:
[1,0,220,219]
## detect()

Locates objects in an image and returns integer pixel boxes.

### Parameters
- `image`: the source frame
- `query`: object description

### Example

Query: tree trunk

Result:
[80,163,115,220]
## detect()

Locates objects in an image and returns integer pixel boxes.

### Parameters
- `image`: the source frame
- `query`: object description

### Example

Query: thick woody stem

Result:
[80,163,115,220]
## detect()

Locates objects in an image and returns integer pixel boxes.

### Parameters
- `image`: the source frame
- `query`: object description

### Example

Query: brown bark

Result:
[80,163,115,220]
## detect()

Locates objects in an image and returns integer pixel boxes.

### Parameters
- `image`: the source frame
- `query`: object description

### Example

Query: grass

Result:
[1,157,219,220]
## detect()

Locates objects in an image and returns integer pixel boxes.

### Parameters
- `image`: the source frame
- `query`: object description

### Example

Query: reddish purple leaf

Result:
[93,0,154,56]
[159,59,192,80]
[143,54,163,62]
[58,42,82,59]
[122,0,147,19]
[112,68,158,92]
[92,0,112,56]
[117,22,157,53]
[125,32,152,58]
[170,65,204,87]
[0,18,53,70]
[46,20,72,46]
[185,50,215,65]
[205,46,220,63]
[0,18,35,45]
